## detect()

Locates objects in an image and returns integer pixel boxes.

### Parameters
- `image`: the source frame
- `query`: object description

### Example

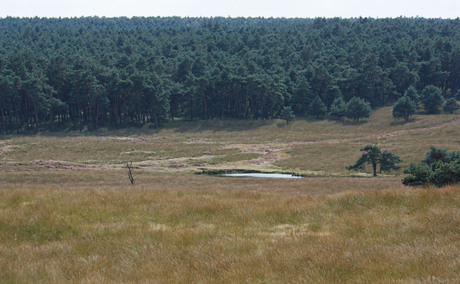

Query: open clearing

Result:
[1,107,459,282]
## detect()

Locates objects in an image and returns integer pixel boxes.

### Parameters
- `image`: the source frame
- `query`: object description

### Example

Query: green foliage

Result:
[328,96,348,120]
[443,98,459,114]
[392,96,417,121]
[430,160,460,187]
[0,17,459,133]
[380,150,403,173]
[421,85,444,114]
[404,86,420,103]
[421,146,459,166]
[279,106,296,124]
[346,97,372,122]
[402,163,432,186]
[292,77,314,116]
[308,96,327,119]
[347,145,402,176]
[403,146,460,187]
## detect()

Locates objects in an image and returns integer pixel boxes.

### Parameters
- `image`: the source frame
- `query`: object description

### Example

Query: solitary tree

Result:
[347,145,402,176]
[392,95,417,121]
[346,96,372,122]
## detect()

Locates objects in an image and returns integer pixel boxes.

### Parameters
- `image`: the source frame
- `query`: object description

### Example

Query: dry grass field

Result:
[1,107,459,283]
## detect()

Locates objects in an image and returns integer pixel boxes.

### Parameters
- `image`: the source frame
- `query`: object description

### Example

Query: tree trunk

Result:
[245,95,249,120]
[95,103,99,131]
[201,88,208,119]
[122,93,127,128]
[33,101,39,134]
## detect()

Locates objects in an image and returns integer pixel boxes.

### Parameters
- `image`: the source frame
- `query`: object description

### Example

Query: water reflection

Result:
[221,173,302,179]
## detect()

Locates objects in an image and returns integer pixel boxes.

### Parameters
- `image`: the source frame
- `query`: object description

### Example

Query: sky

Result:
[1,0,459,19]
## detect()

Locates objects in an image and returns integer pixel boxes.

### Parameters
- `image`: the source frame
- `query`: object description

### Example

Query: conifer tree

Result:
[392,95,417,121]
[346,96,372,122]
[347,145,402,176]
[421,85,444,114]
[329,96,348,120]
[443,97,459,114]
[279,106,295,124]
[308,95,327,119]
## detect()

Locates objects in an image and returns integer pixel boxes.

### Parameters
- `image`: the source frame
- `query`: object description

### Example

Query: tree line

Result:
[0,16,459,133]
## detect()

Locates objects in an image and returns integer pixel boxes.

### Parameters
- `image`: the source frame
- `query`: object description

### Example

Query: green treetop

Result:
[346,96,372,122]
[421,85,444,114]
[392,95,417,121]
[308,95,327,119]
[347,145,402,177]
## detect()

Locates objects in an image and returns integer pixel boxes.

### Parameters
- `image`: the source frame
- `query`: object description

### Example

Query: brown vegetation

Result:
[0,107,459,282]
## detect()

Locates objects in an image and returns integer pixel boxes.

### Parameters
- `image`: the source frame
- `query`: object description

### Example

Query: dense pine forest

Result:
[0,16,459,133]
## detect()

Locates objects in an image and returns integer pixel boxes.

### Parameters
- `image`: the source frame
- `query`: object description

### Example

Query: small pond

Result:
[220,173,303,179]
[199,169,304,179]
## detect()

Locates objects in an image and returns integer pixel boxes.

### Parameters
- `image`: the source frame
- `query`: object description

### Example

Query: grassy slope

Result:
[0,107,459,283]
[1,107,459,176]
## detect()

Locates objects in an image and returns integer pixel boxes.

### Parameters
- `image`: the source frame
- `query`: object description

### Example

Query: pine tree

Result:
[404,85,420,103]
[308,95,327,119]
[346,96,372,122]
[329,96,348,120]
[279,106,295,124]
[443,97,459,114]
[403,146,460,187]
[347,145,402,176]
[421,85,444,114]
[380,150,403,173]
[392,95,417,121]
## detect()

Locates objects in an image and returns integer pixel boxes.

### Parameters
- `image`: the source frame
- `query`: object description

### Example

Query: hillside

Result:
[0,106,460,282]
[1,17,460,133]
[1,106,459,178]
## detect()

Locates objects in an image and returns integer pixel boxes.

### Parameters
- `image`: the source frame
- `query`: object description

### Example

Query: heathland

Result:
[1,107,459,282]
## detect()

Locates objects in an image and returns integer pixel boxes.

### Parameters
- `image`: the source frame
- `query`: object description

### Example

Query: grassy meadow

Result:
[1,107,460,283]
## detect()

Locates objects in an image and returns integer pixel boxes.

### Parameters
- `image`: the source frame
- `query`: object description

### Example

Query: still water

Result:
[221,173,302,179]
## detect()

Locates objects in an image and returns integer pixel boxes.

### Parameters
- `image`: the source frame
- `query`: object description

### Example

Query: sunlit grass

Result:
[1,107,458,176]
[1,180,459,282]
[0,107,459,282]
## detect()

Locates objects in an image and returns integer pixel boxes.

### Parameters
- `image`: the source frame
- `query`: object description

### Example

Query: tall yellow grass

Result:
[1,107,459,282]
[1,176,459,282]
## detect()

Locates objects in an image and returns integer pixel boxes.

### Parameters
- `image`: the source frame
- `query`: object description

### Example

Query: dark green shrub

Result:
[402,146,460,187]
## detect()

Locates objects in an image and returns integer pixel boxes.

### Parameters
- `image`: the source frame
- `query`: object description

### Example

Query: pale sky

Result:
[1,0,459,19]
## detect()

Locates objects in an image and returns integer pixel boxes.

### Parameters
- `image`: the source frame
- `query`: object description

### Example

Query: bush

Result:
[346,96,372,122]
[402,146,460,187]
[431,160,460,187]
[392,95,417,121]
[402,163,432,186]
